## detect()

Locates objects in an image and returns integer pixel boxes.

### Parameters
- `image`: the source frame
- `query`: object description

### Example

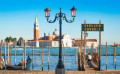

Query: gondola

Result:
[6,59,31,70]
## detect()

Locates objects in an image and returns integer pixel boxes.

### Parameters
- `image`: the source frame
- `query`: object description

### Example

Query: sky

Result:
[0,0,120,45]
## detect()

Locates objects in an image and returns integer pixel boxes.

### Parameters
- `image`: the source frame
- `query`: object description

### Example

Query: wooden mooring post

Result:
[80,26,83,71]
[0,44,2,60]
[24,42,26,70]
[32,44,34,69]
[48,42,50,71]
[15,43,16,65]
[10,44,12,66]
[106,42,107,70]
[99,20,101,71]
[8,44,9,65]
[42,41,43,71]
[113,43,116,70]
[76,47,77,66]
[5,42,7,65]
[83,20,86,70]
[22,43,24,69]
[63,44,65,65]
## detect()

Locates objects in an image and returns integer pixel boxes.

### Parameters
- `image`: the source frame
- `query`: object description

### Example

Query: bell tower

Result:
[34,16,39,40]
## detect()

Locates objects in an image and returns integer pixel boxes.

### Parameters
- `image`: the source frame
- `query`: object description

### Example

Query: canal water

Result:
[1,46,120,71]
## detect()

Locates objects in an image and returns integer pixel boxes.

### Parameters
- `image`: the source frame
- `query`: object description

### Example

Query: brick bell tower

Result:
[34,16,39,40]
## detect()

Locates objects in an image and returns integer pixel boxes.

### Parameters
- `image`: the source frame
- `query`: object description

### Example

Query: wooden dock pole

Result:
[106,42,107,70]
[24,42,26,70]
[15,43,16,65]
[5,42,7,65]
[10,44,12,66]
[42,41,43,71]
[48,42,50,71]
[22,43,24,69]
[32,44,34,69]
[0,44,2,60]
[76,47,77,65]
[62,44,64,65]
[80,25,83,71]
[114,43,116,70]
[8,44,9,65]
[84,20,86,69]
[99,20,101,71]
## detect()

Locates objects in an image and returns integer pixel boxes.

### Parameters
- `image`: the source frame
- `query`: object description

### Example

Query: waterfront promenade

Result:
[0,70,120,74]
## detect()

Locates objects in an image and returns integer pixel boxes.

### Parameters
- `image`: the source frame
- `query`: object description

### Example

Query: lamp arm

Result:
[63,13,74,23]
[47,13,59,23]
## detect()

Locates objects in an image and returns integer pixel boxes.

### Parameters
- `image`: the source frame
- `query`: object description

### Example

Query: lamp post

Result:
[45,6,76,74]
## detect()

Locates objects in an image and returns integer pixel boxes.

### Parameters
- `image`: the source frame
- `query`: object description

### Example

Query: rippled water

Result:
[1,46,120,71]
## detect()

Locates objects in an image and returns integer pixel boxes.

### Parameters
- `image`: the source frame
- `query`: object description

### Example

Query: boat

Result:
[0,57,5,70]
[6,57,31,70]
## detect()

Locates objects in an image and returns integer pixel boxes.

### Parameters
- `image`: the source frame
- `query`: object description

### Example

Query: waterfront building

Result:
[73,39,98,48]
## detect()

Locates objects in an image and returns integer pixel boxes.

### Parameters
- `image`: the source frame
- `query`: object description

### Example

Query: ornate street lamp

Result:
[45,6,76,74]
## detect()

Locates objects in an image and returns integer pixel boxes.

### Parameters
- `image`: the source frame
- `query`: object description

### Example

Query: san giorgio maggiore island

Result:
[20,17,98,48]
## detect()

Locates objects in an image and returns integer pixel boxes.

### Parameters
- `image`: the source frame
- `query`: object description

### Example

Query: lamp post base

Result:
[55,68,65,74]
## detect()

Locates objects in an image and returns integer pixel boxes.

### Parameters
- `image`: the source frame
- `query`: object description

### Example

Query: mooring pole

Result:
[15,43,16,65]
[76,47,77,65]
[84,20,86,69]
[22,43,24,69]
[48,42,50,71]
[81,25,83,71]
[63,44,65,65]
[106,42,107,70]
[79,44,81,71]
[99,20,101,71]
[42,41,43,71]
[24,42,26,70]
[10,44,12,66]
[78,44,80,71]
[5,42,7,66]
[8,44,9,65]
[114,43,116,70]
[32,44,34,69]
[0,44,2,61]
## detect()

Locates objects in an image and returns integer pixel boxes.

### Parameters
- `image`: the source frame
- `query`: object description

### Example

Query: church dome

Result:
[53,29,59,36]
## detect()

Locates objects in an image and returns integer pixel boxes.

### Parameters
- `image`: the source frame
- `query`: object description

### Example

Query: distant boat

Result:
[111,44,120,47]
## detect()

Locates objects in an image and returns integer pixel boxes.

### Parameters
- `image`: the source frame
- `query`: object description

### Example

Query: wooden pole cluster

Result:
[42,41,43,71]
[106,42,107,70]
[48,42,50,71]
[99,20,101,71]
[32,44,34,69]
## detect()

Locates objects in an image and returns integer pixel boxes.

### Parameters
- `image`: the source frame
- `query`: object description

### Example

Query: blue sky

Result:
[0,0,120,45]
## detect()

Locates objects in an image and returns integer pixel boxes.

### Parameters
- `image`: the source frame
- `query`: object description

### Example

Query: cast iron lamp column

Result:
[44,6,76,70]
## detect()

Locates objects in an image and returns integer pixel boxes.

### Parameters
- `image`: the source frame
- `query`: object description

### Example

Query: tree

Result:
[17,37,24,46]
